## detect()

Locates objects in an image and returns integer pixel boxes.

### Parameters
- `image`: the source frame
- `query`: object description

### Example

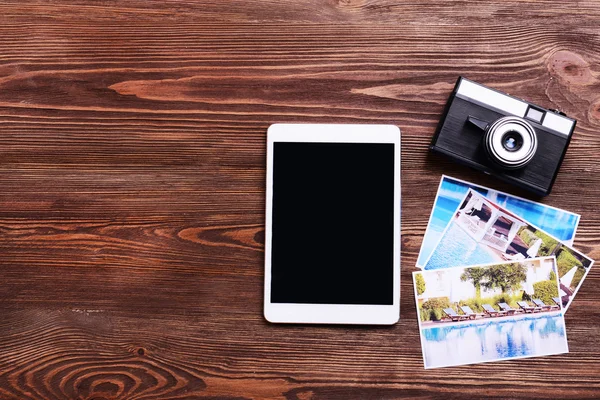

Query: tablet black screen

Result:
[270,142,395,305]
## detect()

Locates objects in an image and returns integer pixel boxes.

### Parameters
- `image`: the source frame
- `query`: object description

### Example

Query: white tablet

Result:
[264,124,401,325]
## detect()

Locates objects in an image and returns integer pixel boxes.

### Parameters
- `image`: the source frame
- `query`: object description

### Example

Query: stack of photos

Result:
[413,257,569,369]
[414,176,594,368]
[417,175,580,269]
[422,188,593,310]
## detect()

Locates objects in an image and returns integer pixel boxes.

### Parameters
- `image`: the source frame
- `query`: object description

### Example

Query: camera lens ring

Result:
[483,116,537,169]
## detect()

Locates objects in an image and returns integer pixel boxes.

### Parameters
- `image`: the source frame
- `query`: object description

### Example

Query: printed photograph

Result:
[413,257,569,369]
[416,175,580,268]
[423,189,594,311]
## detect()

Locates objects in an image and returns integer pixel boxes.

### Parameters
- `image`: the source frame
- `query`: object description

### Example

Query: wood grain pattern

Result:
[1,1,600,398]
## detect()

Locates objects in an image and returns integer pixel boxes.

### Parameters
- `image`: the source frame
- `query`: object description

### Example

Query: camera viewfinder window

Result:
[526,107,544,123]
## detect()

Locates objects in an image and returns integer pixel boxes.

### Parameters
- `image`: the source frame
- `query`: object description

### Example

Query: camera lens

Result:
[501,131,523,152]
[483,116,537,169]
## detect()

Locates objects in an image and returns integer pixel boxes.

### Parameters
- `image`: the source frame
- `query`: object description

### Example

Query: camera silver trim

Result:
[484,116,538,169]
[456,79,574,136]
[543,111,575,135]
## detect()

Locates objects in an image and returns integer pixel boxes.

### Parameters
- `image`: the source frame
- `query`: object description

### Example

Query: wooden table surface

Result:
[1,1,600,399]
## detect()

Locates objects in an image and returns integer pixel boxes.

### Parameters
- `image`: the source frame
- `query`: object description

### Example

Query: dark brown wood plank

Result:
[1,1,600,399]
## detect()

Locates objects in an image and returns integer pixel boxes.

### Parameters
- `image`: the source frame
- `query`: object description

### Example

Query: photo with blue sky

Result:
[416,175,580,268]
[414,257,568,369]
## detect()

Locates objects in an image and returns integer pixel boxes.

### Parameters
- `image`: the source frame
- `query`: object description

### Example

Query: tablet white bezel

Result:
[264,123,401,325]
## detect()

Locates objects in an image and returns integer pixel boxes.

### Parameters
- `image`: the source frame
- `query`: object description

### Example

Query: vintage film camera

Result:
[430,77,576,196]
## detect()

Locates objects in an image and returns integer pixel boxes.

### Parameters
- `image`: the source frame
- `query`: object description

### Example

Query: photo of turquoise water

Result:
[424,222,496,270]
[417,176,580,267]
[421,314,568,368]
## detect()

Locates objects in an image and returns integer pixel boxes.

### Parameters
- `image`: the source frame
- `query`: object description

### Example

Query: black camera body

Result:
[430,77,576,196]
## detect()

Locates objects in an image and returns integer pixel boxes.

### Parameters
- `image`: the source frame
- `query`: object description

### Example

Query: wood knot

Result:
[178,224,264,251]
[547,50,593,85]
[589,98,600,125]
[254,229,265,245]
[130,346,147,357]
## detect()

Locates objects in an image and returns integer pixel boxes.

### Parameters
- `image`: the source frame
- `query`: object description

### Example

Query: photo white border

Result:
[264,123,401,325]
[416,175,581,269]
[413,256,569,369]
[421,188,593,312]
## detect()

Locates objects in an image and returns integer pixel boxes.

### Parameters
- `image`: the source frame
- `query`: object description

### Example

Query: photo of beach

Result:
[423,189,594,311]
[414,257,569,369]
[416,176,580,269]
